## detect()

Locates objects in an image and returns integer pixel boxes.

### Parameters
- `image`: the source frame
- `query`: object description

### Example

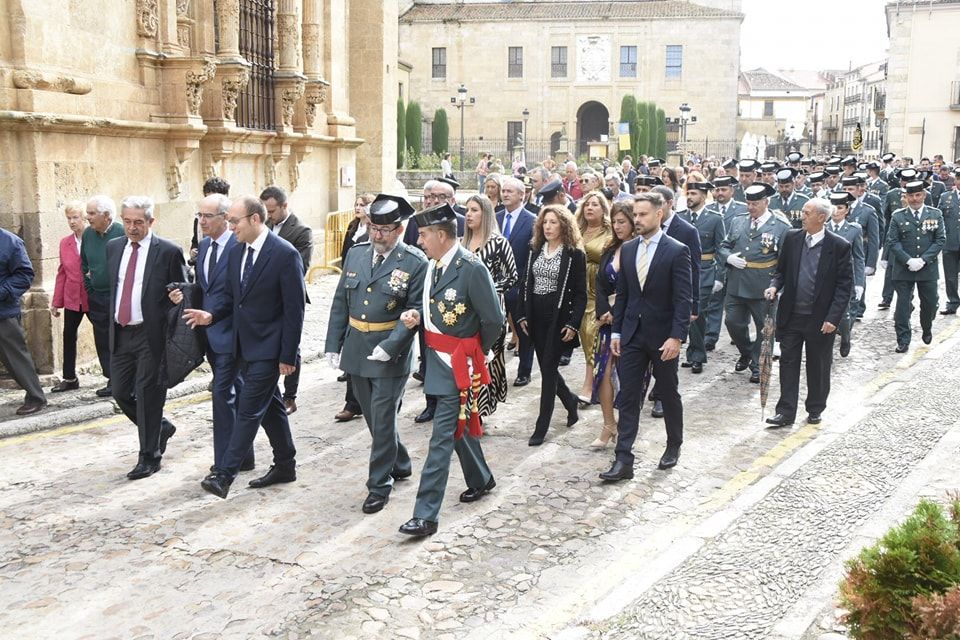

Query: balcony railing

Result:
[551,63,567,78]
[951,81,960,110]
[844,94,863,104]
[842,117,859,127]
[874,92,886,115]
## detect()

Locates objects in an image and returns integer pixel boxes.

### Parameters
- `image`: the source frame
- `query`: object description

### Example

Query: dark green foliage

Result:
[618,95,637,161]
[405,101,423,166]
[432,108,449,156]
[655,107,667,158]
[636,101,649,156]
[397,99,406,169]
[645,102,657,157]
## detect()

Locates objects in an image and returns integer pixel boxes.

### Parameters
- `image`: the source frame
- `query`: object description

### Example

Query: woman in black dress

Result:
[517,204,587,446]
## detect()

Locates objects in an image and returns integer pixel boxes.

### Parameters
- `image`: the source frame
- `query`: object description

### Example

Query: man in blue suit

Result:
[185,195,306,499]
[496,175,538,386]
[601,192,692,480]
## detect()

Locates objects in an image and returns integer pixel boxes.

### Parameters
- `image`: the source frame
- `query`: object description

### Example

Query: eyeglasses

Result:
[195,212,224,221]
[226,214,252,227]
[368,224,400,236]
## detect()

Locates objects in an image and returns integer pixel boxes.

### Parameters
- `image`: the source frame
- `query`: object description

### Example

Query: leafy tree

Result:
[646,102,658,158]
[432,108,449,156]
[405,101,423,167]
[397,99,406,169]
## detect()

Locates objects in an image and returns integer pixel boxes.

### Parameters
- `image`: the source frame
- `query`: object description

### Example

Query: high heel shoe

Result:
[577,394,592,409]
[589,424,618,449]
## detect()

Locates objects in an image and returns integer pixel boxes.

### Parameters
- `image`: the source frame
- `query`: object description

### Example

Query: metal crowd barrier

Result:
[307,208,353,283]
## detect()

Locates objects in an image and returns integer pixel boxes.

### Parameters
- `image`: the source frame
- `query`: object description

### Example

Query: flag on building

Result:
[618,122,631,151]
[852,123,863,153]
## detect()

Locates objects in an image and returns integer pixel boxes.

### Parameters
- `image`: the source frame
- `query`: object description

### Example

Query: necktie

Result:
[833,223,840,233]
[914,210,921,221]
[374,253,385,269]
[806,235,814,248]
[117,241,139,326]
[691,212,698,225]
[719,204,726,219]
[207,240,219,282]
[637,239,651,289]
[240,246,255,294]
[503,213,513,239]
[433,259,443,285]
[751,218,759,230]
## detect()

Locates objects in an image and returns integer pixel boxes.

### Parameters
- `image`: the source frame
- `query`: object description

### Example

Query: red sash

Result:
[424,330,490,439]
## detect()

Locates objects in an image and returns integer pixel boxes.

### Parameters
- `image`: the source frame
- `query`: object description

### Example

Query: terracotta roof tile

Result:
[401,1,743,23]
[740,68,808,92]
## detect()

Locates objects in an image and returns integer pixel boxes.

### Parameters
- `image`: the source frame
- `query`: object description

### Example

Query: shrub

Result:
[655,107,666,159]
[406,101,423,166]
[397,99,406,169]
[636,101,649,156]
[911,585,960,639]
[432,108,449,156]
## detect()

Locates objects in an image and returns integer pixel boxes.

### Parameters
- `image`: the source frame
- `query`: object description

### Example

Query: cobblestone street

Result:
[2,271,959,640]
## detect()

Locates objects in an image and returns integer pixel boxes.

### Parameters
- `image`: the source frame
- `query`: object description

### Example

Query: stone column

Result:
[275,0,307,132]
[300,0,328,131]
[201,0,250,127]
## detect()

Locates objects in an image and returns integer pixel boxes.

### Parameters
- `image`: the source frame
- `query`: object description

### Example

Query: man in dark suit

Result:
[763,198,853,428]
[185,195,306,499]
[497,175,538,386]
[107,196,187,479]
[601,192,692,480]
[261,186,312,415]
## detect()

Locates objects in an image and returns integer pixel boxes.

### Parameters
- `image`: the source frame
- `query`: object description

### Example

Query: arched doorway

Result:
[576,101,609,157]
[550,131,562,157]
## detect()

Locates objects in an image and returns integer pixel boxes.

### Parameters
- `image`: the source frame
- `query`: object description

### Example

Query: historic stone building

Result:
[0,0,397,375]
[398,0,742,163]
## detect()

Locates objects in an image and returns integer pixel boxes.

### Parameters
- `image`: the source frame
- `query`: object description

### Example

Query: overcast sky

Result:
[740,0,890,71]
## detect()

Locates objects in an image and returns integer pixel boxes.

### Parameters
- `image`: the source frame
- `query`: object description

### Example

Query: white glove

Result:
[367,345,391,362]
[325,352,340,369]
[726,252,747,269]
[855,286,864,301]
[712,280,724,294]
[907,257,925,272]
[864,267,876,276]
[879,260,888,269]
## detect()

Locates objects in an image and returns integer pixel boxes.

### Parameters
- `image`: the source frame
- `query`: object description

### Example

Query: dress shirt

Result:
[806,228,825,247]
[114,231,152,325]
[750,211,772,229]
[203,229,231,279]
[427,241,461,285]
[373,246,395,267]
[661,215,674,233]
[272,212,291,235]
[241,226,271,280]
[502,205,525,238]
[635,230,663,275]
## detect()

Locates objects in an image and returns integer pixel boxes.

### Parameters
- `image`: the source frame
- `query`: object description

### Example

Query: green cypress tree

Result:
[646,102,658,158]
[636,101,649,156]
[655,107,667,158]
[432,108,449,157]
[397,99,406,169]
[405,101,422,168]
[618,95,637,161]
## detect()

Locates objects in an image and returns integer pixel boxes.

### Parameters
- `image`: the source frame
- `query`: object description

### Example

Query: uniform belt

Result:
[349,317,398,332]
[745,259,777,269]
[700,252,716,261]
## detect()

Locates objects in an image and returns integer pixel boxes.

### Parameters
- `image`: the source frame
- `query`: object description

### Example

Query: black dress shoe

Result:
[650,400,664,418]
[412,371,424,383]
[599,460,634,482]
[559,354,571,366]
[414,407,435,423]
[337,373,348,382]
[877,300,891,309]
[734,356,750,372]
[95,384,113,398]
[159,420,176,455]
[362,494,388,514]
[399,518,438,537]
[567,404,579,427]
[658,445,681,470]
[839,338,851,358]
[705,343,716,352]
[16,400,47,416]
[51,378,79,393]
[895,343,909,353]
[239,458,256,472]
[681,361,692,368]
[941,307,958,315]
[513,375,530,387]
[127,459,161,480]
[201,473,232,498]
[691,362,703,374]
[460,477,496,503]
[248,464,296,488]
[749,369,760,384]
[528,432,545,446]
[391,468,412,481]
[922,331,933,345]
[765,413,795,428]
[807,413,822,424]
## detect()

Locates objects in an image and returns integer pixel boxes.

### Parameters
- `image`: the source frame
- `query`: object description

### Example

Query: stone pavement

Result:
[1,268,959,640]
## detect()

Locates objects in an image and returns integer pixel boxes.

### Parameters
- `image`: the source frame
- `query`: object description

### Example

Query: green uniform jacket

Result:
[324,241,428,378]
[847,201,881,269]
[938,189,960,252]
[423,245,505,397]
[678,208,726,288]
[867,177,889,198]
[769,192,810,229]
[706,200,748,227]
[886,206,946,282]
[718,212,792,299]
[832,221,866,289]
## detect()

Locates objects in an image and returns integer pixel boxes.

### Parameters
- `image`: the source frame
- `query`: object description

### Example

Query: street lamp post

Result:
[456,84,467,171]
[522,107,529,166]
[679,103,692,145]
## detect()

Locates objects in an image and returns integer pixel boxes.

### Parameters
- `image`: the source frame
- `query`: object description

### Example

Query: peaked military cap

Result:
[866,161,881,171]
[881,152,896,162]
[786,152,803,164]
[538,178,564,200]
[414,202,458,228]
[807,171,826,184]
[840,175,865,187]
[800,158,815,166]
[899,168,918,181]
[722,158,738,169]
[904,180,927,194]
[857,162,869,171]
[775,168,798,183]
[840,155,858,167]
[635,175,664,187]
[368,194,415,225]
[712,176,737,188]
[437,176,460,191]
[686,181,714,192]
[824,165,841,175]
[738,159,761,172]
[744,183,776,201]
[648,158,663,168]
[828,192,856,207]
[760,162,781,173]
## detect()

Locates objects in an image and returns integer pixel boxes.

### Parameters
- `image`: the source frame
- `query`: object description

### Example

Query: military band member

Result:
[325,194,427,515]
[679,182,725,372]
[887,180,946,352]
[704,175,748,350]
[827,192,866,357]
[769,168,810,229]
[937,168,960,314]
[398,203,503,537]
[734,159,760,203]
[718,183,792,383]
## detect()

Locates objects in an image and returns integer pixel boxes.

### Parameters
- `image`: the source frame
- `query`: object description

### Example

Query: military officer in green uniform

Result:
[704,175,748,351]
[769,168,811,229]
[734,159,760,203]
[324,194,428,515]
[718,183,792,382]
[879,153,898,185]
[842,174,881,318]
[398,203,503,537]
[827,192,866,357]
[866,161,890,198]
[679,181,725,372]
[823,165,842,195]
[937,167,960,314]
[887,180,946,352]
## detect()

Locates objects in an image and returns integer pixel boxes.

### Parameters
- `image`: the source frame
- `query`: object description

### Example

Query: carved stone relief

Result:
[137,0,159,38]
[221,68,250,121]
[13,70,92,95]
[185,61,217,116]
[576,36,611,83]
[281,82,305,127]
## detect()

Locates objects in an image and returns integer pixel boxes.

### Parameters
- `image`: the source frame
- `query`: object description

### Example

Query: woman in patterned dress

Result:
[574,191,613,403]
[463,194,518,416]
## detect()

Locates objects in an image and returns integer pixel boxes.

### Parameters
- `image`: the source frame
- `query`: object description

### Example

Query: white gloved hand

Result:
[864,266,876,276]
[726,252,747,269]
[879,260,888,269]
[907,257,925,272]
[855,286,864,301]
[325,352,341,369]
[712,280,724,293]
[367,345,391,362]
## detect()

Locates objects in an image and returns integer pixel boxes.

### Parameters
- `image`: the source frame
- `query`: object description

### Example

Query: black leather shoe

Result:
[239,458,256,472]
[895,343,909,353]
[559,354,571,366]
[691,362,703,374]
[414,407,435,424]
[95,384,112,398]
[201,473,232,498]
[16,400,47,416]
[705,343,716,352]
[127,459,161,480]
[922,331,933,345]
[460,477,496,503]
[159,420,176,455]
[765,413,794,428]
[681,361,692,368]
[362,494,388,514]
[658,445,681,470]
[248,464,296,488]
[599,460,634,482]
[941,307,958,315]
[735,356,750,372]
[749,369,760,384]
[839,338,851,358]
[337,373,348,382]
[412,371,424,383]
[528,432,545,446]
[399,518,438,537]
[391,468,412,481]
[877,300,891,309]
[51,378,79,393]
[567,404,579,427]
[513,375,530,387]
[807,413,822,424]
[651,400,664,418]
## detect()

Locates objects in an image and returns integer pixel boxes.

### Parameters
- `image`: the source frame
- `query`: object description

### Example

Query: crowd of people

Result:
[0,148,957,537]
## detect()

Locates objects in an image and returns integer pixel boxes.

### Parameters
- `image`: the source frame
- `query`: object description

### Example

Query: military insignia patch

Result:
[444,288,458,302]
[386,299,398,311]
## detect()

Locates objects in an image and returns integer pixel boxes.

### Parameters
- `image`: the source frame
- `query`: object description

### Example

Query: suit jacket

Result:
[196,233,237,355]
[612,233,692,349]
[886,205,947,282]
[664,214,702,315]
[53,234,89,312]
[403,212,466,247]
[324,240,427,378]
[106,233,187,359]
[496,207,537,302]
[770,229,853,333]
[517,245,588,352]
[770,192,811,229]
[210,232,306,365]
[269,213,313,304]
